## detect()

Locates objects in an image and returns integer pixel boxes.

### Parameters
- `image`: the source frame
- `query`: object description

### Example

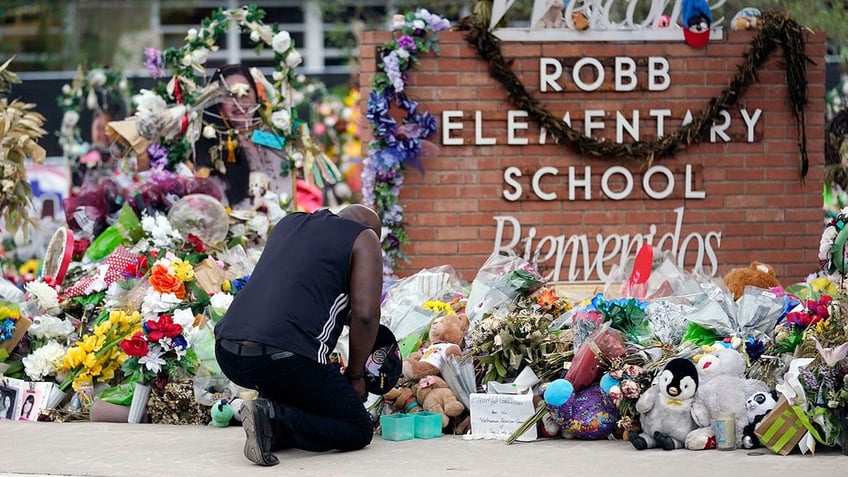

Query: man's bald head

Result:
[338,204,381,236]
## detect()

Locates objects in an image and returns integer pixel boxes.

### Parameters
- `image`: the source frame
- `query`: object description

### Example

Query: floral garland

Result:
[56,64,131,162]
[363,9,449,277]
[140,5,301,172]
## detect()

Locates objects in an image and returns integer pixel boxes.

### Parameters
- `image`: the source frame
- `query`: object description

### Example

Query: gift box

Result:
[755,396,808,455]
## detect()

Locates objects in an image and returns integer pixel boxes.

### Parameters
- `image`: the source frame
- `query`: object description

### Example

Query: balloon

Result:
[544,379,574,406]
[599,374,620,395]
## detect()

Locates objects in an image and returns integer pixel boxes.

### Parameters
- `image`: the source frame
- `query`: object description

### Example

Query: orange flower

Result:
[536,287,559,308]
[149,263,186,299]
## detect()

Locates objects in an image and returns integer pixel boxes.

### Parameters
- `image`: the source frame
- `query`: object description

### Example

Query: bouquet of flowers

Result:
[775,295,833,354]
[469,294,569,383]
[58,309,141,391]
[120,311,199,385]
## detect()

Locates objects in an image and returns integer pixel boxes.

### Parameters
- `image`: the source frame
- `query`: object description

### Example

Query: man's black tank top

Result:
[215,209,367,364]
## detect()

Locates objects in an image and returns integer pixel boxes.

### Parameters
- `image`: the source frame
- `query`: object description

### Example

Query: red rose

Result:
[146,314,183,342]
[121,332,149,357]
[185,234,206,253]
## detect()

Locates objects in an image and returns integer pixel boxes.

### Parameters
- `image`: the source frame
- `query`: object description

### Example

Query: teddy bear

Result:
[723,261,781,300]
[631,358,700,450]
[414,375,465,429]
[684,346,769,450]
[730,7,763,32]
[402,313,469,381]
[382,385,422,414]
[741,389,779,449]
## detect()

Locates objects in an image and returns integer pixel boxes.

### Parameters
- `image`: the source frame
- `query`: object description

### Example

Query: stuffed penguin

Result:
[741,390,778,449]
[630,358,700,450]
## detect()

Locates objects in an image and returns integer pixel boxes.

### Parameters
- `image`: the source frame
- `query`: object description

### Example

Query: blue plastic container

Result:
[380,414,415,441]
[413,411,443,439]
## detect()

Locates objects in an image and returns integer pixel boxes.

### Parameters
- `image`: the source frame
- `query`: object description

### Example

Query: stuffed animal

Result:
[402,313,469,381]
[741,390,778,449]
[209,398,234,427]
[383,385,422,414]
[723,261,781,300]
[414,375,465,429]
[684,346,769,450]
[731,7,763,32]
[630,358,700,450]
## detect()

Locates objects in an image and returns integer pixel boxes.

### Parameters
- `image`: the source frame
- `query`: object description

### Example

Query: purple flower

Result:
[144,48,165,79]
[384,233,400,250]
[147,143,169,170]
[171,335,188,351]
[397,35,417,51]
[416,9,451,31]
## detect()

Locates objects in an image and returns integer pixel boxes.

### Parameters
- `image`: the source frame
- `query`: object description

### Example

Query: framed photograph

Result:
[18,386,43,421]
[0,381,21,420]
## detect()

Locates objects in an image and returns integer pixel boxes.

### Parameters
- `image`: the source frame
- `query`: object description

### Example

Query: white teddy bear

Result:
[684,346,769,450]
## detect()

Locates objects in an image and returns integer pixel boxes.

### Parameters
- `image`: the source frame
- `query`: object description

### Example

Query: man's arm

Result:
[345,228,383,400]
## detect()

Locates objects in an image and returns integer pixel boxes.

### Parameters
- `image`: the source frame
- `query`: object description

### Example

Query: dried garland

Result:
[458,10,812,181]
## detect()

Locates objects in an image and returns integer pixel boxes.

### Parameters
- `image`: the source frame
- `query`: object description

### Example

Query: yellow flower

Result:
[422,300,455,316]
[810,277,838,295]
[62,347,86,370]
[170,259,195,282]
[222,280,232,292]
[18,259,39,277]
[816,319,830,335]
[100,366,116,381]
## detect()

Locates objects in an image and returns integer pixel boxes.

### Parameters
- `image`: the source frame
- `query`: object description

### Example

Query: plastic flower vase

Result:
[413,411,443,439]
[380,414,414,441]
[128,382,151,424]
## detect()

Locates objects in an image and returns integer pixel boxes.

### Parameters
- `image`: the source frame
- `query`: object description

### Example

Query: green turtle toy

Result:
[209,398,234,427]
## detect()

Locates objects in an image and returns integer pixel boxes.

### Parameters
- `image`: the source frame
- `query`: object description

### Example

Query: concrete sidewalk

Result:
[1,420,846,477]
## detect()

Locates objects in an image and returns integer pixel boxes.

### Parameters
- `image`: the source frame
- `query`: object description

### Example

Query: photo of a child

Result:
[0,385,19,420]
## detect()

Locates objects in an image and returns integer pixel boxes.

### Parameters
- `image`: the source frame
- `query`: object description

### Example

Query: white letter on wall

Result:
[442,110,464,145]
[503,166,523,202]
[540,58,563,93]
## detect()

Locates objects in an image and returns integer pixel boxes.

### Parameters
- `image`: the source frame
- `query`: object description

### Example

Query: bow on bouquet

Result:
[120,312,198,385]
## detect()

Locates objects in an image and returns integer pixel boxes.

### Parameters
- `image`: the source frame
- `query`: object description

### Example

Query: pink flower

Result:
[621,380,641,399]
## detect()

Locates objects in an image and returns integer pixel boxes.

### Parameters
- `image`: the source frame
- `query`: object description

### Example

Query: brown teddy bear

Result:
[723,261,781,300]
[414,375,465,429]
[402,313,469,381]
[382,385,422,414]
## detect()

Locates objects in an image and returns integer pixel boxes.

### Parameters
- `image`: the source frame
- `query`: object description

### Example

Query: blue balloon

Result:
[544,379,574,406]
[599,374,620,395]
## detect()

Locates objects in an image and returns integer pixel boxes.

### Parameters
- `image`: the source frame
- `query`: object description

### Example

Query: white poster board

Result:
[469,391,537,441]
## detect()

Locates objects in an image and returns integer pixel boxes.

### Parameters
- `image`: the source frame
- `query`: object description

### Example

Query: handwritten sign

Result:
[469,392,537,441]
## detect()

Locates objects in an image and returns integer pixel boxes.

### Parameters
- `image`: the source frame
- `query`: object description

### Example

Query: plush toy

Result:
[631,358,700,450]
[684,346,769,450]
[543,381,619,440]
[414,375,465,429]
[723,261,781,300]
[402,313,469,381]
[383,385,422,414]
[730,7,763,32]
[209,398,234,427]
[681,0,712,48]
[741,390,778,449]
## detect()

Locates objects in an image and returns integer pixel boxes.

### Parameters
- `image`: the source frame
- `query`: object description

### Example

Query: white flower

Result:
[186,28,198,41]
[271,109,291,131]
[61,84,71,95]
[28,315,74,341]
[23,341,67,381]
[133,89,167,117]
[210,292,234,312]
[119,79,127,90]
[202,125,217,139]
[392,14,406,28]
[285,50,302,68]
[396,48,410,60]
[272,31,291,53]
[104,281,127,308]
[259,25,273,42]
[86,89,98,110]
[25,280,61,315]
[62,110,79,128]
[140,346,167,374]
[250,30,260,42]
[90,69,107,87]
[229,82,250,98]
[142,291,182,319]
[172,308,196,330]
[141,213,183,247]
[272,70,284,82]
[191,47,209,66]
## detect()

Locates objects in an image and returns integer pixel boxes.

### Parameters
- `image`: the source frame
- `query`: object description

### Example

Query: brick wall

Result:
[359,29,827,285]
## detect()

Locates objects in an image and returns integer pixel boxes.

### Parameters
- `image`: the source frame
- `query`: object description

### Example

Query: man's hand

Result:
[347,375,367,402]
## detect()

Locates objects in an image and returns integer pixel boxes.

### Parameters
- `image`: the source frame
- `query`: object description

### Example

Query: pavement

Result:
[1,420,847,477]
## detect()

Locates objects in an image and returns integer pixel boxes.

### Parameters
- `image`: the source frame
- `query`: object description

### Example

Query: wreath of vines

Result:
[458,10,812,181]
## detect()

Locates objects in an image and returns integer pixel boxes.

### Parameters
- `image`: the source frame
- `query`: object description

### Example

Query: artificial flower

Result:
[28,315,74,341]
[139,345,167,374]
[133,89,167,117]
[144,314,183,342]
[272,30,292,53]
[149,264,186,300]
[22,340,67,381]
[141,291,182,319]
[271,109,291,131]
[120,332,149,357]
[25,279,62,315]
